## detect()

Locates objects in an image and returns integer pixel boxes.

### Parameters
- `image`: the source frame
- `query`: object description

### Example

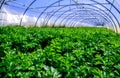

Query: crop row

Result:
[0,26,120,78]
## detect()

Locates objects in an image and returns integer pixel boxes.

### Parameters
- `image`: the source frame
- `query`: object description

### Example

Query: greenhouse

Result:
[0,0,120,78]
[0,0,120,31]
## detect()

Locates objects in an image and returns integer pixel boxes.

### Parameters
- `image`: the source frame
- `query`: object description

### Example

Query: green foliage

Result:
[0,26,120,78]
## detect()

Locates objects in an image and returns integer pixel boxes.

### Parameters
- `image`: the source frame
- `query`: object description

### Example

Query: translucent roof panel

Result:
[0,0,120,31]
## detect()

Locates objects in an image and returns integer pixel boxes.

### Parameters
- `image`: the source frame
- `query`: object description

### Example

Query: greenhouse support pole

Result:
[0,0,5,10]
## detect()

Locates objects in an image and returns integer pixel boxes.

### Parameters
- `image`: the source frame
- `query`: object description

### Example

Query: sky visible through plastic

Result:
[0,0,120,29]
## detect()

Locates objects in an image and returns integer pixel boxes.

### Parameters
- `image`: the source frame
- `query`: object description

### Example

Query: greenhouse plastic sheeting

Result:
[0,0,120,31]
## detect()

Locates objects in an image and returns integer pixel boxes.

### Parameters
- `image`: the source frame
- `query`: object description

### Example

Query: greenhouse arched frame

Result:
[0,0,120,32]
